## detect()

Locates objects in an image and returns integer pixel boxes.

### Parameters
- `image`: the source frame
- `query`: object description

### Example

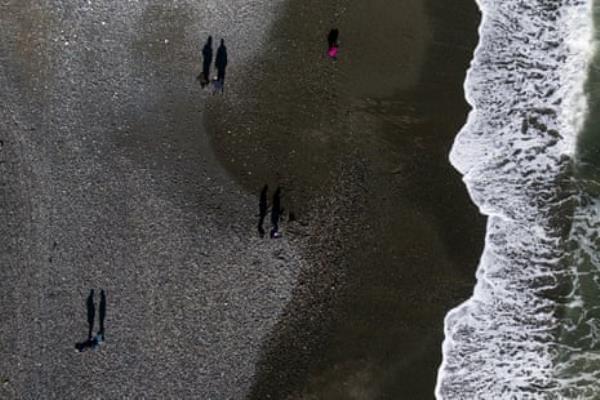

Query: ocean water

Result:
[436,0,599,398]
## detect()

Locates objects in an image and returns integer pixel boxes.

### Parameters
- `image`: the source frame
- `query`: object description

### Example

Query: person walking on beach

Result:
[271,187,283,238]
[98,289,106,341]
[86,289,95,341]
[214,39,228,93]
[327,28,339,60]
[199,36,213,88]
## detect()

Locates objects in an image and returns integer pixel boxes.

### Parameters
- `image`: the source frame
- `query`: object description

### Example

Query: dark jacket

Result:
[215,41,228,71]
[327,29,339,48]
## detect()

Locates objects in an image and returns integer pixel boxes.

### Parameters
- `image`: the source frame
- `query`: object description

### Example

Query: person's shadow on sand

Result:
[258,184,268,237]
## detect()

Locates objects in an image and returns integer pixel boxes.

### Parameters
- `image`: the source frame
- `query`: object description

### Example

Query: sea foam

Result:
[436,0,594,398]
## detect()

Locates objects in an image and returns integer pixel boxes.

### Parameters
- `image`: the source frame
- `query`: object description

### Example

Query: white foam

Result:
[436,0,594,398]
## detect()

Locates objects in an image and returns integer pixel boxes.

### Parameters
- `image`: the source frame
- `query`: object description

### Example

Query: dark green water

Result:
[554,2,600,396]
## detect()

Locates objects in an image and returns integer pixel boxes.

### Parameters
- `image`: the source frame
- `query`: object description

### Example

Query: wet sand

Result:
[207,0,484,398]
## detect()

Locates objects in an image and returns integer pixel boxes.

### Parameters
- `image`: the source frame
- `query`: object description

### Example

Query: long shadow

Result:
[258,185,268,237]
[75,289,96,352]
[198,36,213,88]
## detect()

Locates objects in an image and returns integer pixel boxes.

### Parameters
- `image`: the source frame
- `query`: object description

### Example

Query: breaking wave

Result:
[436,0,596,398]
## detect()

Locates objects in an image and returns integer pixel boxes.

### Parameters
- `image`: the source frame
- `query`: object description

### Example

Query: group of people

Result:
[198,36,228,94]
[197,28,338,94]
[75,289,107,352]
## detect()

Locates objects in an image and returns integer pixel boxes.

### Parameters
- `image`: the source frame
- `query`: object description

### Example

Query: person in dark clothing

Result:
[327,28,339,49]
[76,289,96,352]
[86,289,95,340]
[258,185,268,238]
[98,289,106,340]
[215,39,228,93]
[271,187,283,238]
[199,36,213,88]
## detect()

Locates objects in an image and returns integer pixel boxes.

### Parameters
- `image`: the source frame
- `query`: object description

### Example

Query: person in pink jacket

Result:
[327,28,339,60]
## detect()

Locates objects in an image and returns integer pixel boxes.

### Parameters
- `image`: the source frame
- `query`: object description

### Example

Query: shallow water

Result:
[438,0,597,398]
[551,1,600,397]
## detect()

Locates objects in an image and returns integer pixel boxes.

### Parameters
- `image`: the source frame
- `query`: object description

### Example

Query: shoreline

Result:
[437,0,595,396]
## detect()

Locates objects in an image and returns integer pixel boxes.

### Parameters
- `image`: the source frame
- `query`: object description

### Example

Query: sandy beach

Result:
[0,0,481,399]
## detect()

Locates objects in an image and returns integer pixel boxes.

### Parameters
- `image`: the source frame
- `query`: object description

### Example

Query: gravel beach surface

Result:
[0,1,304,399]
[1,0,483,399]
